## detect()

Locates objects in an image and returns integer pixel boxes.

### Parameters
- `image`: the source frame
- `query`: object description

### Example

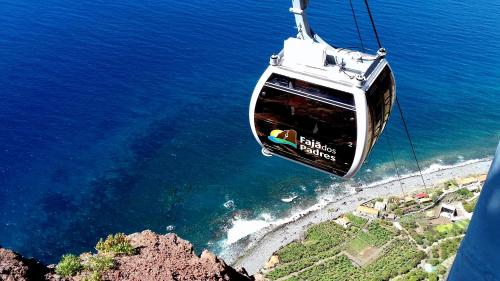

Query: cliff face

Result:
[0,248,49,281]
[0,231,253,281]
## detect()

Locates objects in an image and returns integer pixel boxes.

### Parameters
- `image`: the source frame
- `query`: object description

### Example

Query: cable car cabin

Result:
[249,38,395,178]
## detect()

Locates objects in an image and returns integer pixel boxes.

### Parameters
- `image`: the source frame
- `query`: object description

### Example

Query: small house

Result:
[415,193,428,199]
[335,216,352,228]
[374,201,387,211]
[356,205,379,219]
[386,213,396,220]
[440,204,458,218]
[467,184,480,193]
[457,177,477,186]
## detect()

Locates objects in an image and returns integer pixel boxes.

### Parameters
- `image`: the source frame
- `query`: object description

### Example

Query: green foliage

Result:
[431,246,440,258]
[428,272,439,281]
[362,239,425,280]
[83,271,102,281]
[432,190,444,202]
[434,220,469,236]
[413,234,424,245]
[55,254,83,277]
[266,256,317,280]
[400,214,417,229]
[376,198,384,202]
[294,239,425,281]
[423,226,441,244]
[267,217,433,281]
[444,179,457,188]
[347,222,393,253]
[463,198,478,213]
[296,255,359,281]
[95,233,135,255]
[404,268,428,281]
[85,254,114,272]
[346,213,368,227]
[440,237,462,260]
[379,219,393,227]
[428,258,440,266]
[395,208,403,216]
[387,203,398,212]
[437,265,447,275]
[456,188,473,199]
[267,222,351,279]
[275,221,350,263]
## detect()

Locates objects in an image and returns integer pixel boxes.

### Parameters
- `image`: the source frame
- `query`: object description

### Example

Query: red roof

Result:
[415,193,428,199]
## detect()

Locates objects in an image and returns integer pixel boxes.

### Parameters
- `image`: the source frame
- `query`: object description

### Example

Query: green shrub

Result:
[440,237,462,259]
[428,258,440,266]
[463,198,478,213]
[346,213,368,227]
[275,221,350,264]
[387,203,397,212]
[431,246,439,258]
[428,272,439,281]
[400,214,417,229]
[405,268,428,281]
[347,222,393,253]
[83,271,102,281]
[444,179,457,188]
[56,254,83,277]
[457,188,473,199]
[86,254,114,272]
[96,233,135,255]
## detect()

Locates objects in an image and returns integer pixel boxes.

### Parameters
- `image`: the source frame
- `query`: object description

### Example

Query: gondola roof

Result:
[275,38,386,91]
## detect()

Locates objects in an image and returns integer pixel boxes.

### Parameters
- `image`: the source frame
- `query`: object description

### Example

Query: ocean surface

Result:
[0,0,499,263]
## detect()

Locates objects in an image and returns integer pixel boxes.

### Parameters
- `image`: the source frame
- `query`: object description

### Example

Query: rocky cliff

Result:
[0,231,254,281]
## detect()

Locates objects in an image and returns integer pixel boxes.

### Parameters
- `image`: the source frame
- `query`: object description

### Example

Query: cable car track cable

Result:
[363,0,382,49]
[363,0,428,189]
[349,0,365,51]
[395,98,428,190]
[385,137,406,197]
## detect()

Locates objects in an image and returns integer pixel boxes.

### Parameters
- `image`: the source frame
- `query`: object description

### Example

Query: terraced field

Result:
[265,216,420,281]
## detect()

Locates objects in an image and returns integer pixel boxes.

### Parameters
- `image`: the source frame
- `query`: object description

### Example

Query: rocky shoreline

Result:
[0,231,255,281]
[1,160,492,280]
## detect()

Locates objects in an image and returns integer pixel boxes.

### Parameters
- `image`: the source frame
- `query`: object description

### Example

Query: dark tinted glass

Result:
[254,79,357,176]
[267,74,355,106]
[366,66,394,149]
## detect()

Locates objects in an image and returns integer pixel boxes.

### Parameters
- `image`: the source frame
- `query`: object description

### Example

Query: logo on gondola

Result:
[269,129,297,148]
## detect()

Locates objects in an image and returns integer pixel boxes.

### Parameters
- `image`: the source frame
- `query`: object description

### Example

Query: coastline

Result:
[228,158,493,275]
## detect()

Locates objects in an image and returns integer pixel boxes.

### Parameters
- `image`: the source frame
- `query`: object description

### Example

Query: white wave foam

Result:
[226,220,270,244]
[223,200,235,210]
[226,213,275,244]
[281,195,298,203]
[221,157,492,250]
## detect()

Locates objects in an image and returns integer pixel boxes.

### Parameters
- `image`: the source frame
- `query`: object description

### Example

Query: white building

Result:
[374,201,387,211]
[440,204,458,219]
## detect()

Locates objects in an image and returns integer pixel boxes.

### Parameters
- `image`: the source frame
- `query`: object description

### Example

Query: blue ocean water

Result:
[0,0,498,263]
